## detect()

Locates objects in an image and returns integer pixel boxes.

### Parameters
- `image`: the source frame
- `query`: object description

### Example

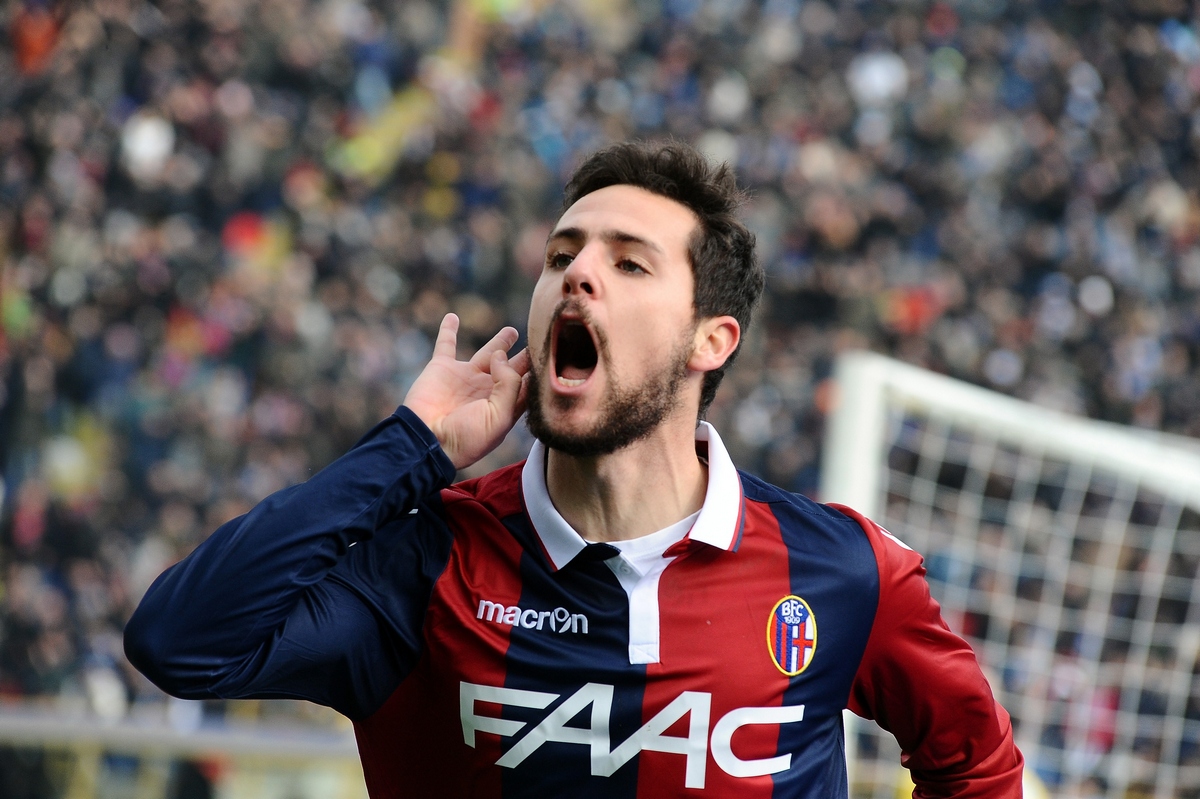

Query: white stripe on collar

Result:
[521,422,744,571]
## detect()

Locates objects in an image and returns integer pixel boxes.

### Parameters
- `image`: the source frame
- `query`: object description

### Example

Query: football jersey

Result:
[125,407,1023,798]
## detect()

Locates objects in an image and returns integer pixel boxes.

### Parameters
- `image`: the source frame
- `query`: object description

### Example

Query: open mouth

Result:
[553,319,598,387]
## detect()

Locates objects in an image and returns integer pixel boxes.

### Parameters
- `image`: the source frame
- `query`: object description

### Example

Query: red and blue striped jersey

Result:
[125,407,1022,798]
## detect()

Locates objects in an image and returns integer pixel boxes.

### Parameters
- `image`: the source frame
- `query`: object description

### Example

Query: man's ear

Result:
[688,316,741,373]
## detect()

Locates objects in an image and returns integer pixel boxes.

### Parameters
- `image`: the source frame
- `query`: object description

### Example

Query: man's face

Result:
[526,184,701,456]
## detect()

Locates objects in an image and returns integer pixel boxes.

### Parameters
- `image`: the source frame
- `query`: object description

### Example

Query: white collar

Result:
[520,422,746,571]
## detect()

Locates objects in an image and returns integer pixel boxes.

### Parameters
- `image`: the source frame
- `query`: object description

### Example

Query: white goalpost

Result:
[822,350,1200,799]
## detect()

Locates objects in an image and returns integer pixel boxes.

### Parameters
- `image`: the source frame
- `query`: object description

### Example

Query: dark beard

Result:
[525,331,692,458]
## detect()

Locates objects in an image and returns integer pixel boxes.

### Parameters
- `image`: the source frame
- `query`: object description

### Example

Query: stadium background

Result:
[1,0,1198,796]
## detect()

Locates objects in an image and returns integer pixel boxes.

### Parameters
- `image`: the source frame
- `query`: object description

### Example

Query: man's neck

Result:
[544,416,708,543]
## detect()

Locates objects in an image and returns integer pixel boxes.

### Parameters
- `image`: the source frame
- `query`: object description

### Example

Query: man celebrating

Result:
[125,142,1022,797]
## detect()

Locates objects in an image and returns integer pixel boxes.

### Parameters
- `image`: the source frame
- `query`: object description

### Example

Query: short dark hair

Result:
[562,141,763,417]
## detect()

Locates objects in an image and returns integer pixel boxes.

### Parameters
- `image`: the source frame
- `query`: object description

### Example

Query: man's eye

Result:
[617,259,646,274]
[547,252,574,269]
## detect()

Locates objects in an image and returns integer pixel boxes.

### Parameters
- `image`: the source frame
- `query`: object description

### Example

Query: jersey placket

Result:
[604,551,677,665]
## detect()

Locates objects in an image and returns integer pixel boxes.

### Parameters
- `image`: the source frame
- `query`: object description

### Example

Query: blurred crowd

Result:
[0,0,1198,725]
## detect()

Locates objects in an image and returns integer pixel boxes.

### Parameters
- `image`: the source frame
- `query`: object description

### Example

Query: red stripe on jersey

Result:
[637,499,792,797]
[353,472,527,798]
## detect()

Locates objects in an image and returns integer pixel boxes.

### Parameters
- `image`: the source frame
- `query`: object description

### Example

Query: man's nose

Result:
[561,246,599,297]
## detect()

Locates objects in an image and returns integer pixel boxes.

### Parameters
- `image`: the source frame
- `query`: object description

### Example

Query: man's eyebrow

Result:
[546,226,664,255]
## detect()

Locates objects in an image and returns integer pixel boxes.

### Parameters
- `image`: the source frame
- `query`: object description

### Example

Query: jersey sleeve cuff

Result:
[391,405,458,485]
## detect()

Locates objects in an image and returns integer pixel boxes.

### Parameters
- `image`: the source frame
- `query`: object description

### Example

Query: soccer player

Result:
[125,141,1023,797]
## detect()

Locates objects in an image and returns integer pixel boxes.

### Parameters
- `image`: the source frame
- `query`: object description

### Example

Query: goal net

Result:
[822,351,1200,799]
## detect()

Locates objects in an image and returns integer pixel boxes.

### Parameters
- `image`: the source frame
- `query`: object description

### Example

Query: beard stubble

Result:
[525,308,694,458]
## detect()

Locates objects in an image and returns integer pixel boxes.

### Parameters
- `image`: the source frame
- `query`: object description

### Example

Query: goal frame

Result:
[822,350,1200,517]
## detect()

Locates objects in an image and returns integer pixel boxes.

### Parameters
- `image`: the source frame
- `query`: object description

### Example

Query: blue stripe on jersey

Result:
[734,476,880,799]
[499,515,646,799]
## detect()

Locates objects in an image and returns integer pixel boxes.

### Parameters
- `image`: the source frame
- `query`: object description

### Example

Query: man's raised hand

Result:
[403,314,530,469]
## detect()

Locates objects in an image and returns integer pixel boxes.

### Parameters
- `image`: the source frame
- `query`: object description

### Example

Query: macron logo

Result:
[477,599,589,634]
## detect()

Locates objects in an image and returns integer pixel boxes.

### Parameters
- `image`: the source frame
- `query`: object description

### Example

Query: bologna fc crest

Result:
[767,595,817,676]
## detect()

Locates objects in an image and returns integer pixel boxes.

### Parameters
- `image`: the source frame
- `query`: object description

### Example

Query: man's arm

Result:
[124,408,458,717]
[124,316,529,718]
[836,504,1024,798]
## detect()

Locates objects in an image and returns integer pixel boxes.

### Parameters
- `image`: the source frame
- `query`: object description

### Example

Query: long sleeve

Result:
[836,504,1024,798]
[123,407,457,720]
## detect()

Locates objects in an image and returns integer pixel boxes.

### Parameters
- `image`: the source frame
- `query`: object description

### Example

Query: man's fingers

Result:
[489,349,526,417]
[508,348,530,377]
[513,372,529,418]
[495,350,530,423]
[469,326,520,370]
[433,314,460,360]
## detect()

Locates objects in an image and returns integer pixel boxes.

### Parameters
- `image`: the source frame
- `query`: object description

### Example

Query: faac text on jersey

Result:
[461,681,807,789]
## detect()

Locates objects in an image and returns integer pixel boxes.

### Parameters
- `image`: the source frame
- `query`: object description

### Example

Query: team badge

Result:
[767,595,816,676]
